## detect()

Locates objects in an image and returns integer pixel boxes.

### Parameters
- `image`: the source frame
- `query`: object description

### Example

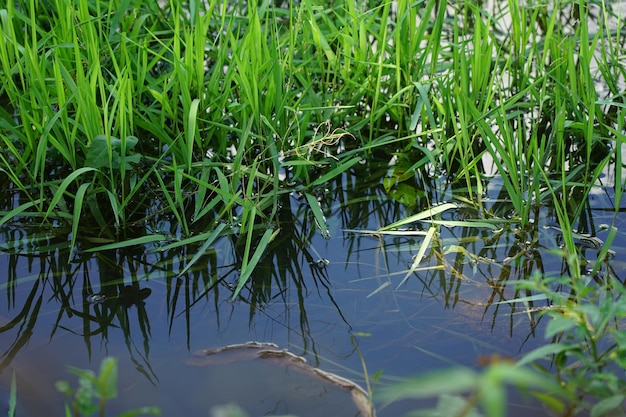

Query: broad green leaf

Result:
[545,315,579,338]
[531,391,567,414]
[85,135,119,169]
[480,376,506,417]
[486,362,563,392]
[85,135,139,170]
[377,368,478,401]
[97,357,118,400]
[387,183,419,207]
[591,394,625,417]
[516,343,575,367]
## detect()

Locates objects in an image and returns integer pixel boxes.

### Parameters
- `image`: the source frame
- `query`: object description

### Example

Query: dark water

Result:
[0,148,624,417]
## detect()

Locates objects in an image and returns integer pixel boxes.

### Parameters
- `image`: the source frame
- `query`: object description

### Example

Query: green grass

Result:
[1,0,626,415]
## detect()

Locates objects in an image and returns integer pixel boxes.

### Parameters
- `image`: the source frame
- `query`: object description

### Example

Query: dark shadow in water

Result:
[0,147,623,417]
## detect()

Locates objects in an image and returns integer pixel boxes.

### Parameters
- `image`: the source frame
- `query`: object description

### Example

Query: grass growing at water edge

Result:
[1,0,626,415]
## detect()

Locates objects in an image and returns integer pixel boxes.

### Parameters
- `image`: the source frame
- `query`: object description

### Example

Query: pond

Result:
[1,155,622,417]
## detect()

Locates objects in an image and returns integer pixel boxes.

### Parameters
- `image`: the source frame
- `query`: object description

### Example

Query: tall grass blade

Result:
[186,98,201,170]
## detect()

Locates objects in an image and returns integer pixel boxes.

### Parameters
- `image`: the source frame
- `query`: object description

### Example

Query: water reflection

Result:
[0,155,621,416]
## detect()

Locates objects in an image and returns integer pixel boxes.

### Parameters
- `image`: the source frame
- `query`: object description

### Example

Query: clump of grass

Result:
[54,356,160,417]
[1,3,626,414]
[0,0,395,295]
[360,0,625,415]
[0,357,161,417]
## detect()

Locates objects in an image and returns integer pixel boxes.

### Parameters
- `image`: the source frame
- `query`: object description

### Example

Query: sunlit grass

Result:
[1,0,626,414]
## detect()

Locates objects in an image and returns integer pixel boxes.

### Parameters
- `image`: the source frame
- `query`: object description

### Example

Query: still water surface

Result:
[0,166,620,416]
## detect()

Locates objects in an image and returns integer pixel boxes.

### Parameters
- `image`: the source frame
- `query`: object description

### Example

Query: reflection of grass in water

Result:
[1,0,625,415]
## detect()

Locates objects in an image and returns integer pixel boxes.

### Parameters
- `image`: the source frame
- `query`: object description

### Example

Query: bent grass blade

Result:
[309,156,363,187]
[43,167,98,221]
[69,182,91,258]
[0,199,44,228]
[304,192,330,239]
[84,235,168,252]
[232,226,280,299]
[176,222,227,277]
[377,203,457,232]
[396,226,437,289]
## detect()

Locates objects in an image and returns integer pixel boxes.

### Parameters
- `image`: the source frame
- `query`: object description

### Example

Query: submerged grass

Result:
[1,0,626,415]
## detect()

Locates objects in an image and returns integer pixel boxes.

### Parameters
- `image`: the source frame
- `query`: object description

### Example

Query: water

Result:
[3,158,619,417]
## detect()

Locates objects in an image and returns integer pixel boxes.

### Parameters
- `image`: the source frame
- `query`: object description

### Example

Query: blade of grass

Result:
[396,226,437,289]
[69,182,91,257]
[0,199,43,228]
[43,167,97,221]
[308,156,363,187]
[8,370,16,417]
[378,203,457,231]
[304,192,330,239]
[177,222,227,277]
[85,235,167,253]
[232,226,280,299]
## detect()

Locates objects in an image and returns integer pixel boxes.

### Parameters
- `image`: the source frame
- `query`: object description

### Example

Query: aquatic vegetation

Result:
[1,0,625,415]
[55,357,160,417]
[378,362,568,417]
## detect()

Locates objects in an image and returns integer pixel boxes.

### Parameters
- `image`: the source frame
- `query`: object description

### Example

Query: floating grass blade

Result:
[84,235,167,253]
[378,203,457,232]
[366,281,391,299]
